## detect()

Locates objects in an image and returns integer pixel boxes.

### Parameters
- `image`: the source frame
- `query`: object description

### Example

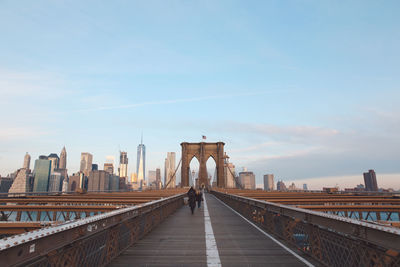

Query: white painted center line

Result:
[213,195,314,267]
[203,193,222,267]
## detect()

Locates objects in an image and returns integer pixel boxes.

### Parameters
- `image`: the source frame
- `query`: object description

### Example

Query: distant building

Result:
[109,175,120,191]
[9,168,30,194]
[239,171,255,190]
[33,157,52,192]
[7,170,18,180]
[61,178,69,193]
[119,177,127,191]
[190,170,196,187]
[48,172,62,192]
[69,172,85,192]
[356,184,365,190]
[92,164,98,171]
[104,163,114,175]
[137,138,146,186]
[131,173,137,183]
[263,174,274,191]
[0,177,13,193]
[164,152,176,188]
[363,169,378,191]
[303,183,308,191]
[148,170,157,185]
[323,187,339,193]
[59,146,67,169]
[80,153,93,177]
[288,182,297,191]
[119,151,128,181]
[48,153,60,172]
[156,168,161,189]
[57,147,68,192]
[23,152,31,170]
[88,170,110,192]
[224,154,236,188]
[277,180,287,191]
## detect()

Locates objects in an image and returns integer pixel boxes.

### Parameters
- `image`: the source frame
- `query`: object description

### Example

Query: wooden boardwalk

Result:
[108,193,313,267]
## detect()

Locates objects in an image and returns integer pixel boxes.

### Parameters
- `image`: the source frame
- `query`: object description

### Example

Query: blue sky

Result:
[0,1,399,189]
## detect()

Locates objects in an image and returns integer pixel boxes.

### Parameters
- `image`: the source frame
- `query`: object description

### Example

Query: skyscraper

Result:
[239,171,256,190]
[148,170,156,184]
[80,152,93,176]
[224,154,236,188]
[164,152,176,188]
[156,168,161,189]
[48,153,59,172]
[119,151,128,180]
[59,146,67,169]
[23,152,31,170]
[131,173,137,183]
[190,170,196,187]
[363,169,378,191]
[104,163,114,175]
[88,170,110,192]
[33,156,51,192]
[48,172,62,192]
[137,138,146,185]
[9,168,30,194]
[263,174,274,191]
[277,180,287,191]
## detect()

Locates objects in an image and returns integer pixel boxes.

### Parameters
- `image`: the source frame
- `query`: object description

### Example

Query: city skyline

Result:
[0,1,399,190]
[1,142,399,191]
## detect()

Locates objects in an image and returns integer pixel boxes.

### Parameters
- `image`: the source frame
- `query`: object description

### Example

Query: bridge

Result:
[0,189,399,266]
[0,142,399,266]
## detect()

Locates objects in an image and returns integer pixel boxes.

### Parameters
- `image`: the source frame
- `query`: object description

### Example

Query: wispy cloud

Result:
[224,122,340,141]
[74,91,287,112]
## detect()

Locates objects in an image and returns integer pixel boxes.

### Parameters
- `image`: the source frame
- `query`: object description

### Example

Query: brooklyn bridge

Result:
[0,143,399,266]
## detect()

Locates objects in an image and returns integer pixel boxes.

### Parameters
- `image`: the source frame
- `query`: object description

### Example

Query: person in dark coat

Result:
[196,190,203,208]
[187,186,196,214]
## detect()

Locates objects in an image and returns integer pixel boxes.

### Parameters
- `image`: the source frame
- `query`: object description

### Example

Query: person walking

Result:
[196,190,203,209]
[187,186,196,214]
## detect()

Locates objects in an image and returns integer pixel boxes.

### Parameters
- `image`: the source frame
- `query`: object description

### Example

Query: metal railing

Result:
[212,190,400,267]
[0,193,185,266]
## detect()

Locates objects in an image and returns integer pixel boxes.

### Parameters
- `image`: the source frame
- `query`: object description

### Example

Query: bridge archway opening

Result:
[189,155,199,188]
[206,156,216,188]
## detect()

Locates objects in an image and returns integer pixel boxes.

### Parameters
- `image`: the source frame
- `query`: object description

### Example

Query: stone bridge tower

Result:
[181,142,225,188]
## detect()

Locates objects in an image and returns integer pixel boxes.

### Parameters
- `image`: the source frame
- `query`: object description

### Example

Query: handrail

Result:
[212,190,400,266]
[0,193,185,266]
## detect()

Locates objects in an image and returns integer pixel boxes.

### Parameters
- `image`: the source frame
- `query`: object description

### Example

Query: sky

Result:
[0,1,399,190]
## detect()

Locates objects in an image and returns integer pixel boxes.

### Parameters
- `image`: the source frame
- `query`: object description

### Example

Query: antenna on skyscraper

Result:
[141,131,143,145]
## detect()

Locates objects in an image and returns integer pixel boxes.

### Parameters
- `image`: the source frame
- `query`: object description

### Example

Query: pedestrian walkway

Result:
[108,193,313,267]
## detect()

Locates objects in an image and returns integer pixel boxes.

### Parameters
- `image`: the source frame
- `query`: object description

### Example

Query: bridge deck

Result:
[108,193,312,267]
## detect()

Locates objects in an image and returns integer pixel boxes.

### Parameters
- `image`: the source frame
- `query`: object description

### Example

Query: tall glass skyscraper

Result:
[136,137,146,186]
[33,157,51,192]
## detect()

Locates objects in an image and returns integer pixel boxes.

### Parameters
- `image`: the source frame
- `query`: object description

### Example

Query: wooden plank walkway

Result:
[108,193,313,267]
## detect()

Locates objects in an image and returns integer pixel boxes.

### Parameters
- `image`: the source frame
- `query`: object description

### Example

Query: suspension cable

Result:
[164,158,182,189]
